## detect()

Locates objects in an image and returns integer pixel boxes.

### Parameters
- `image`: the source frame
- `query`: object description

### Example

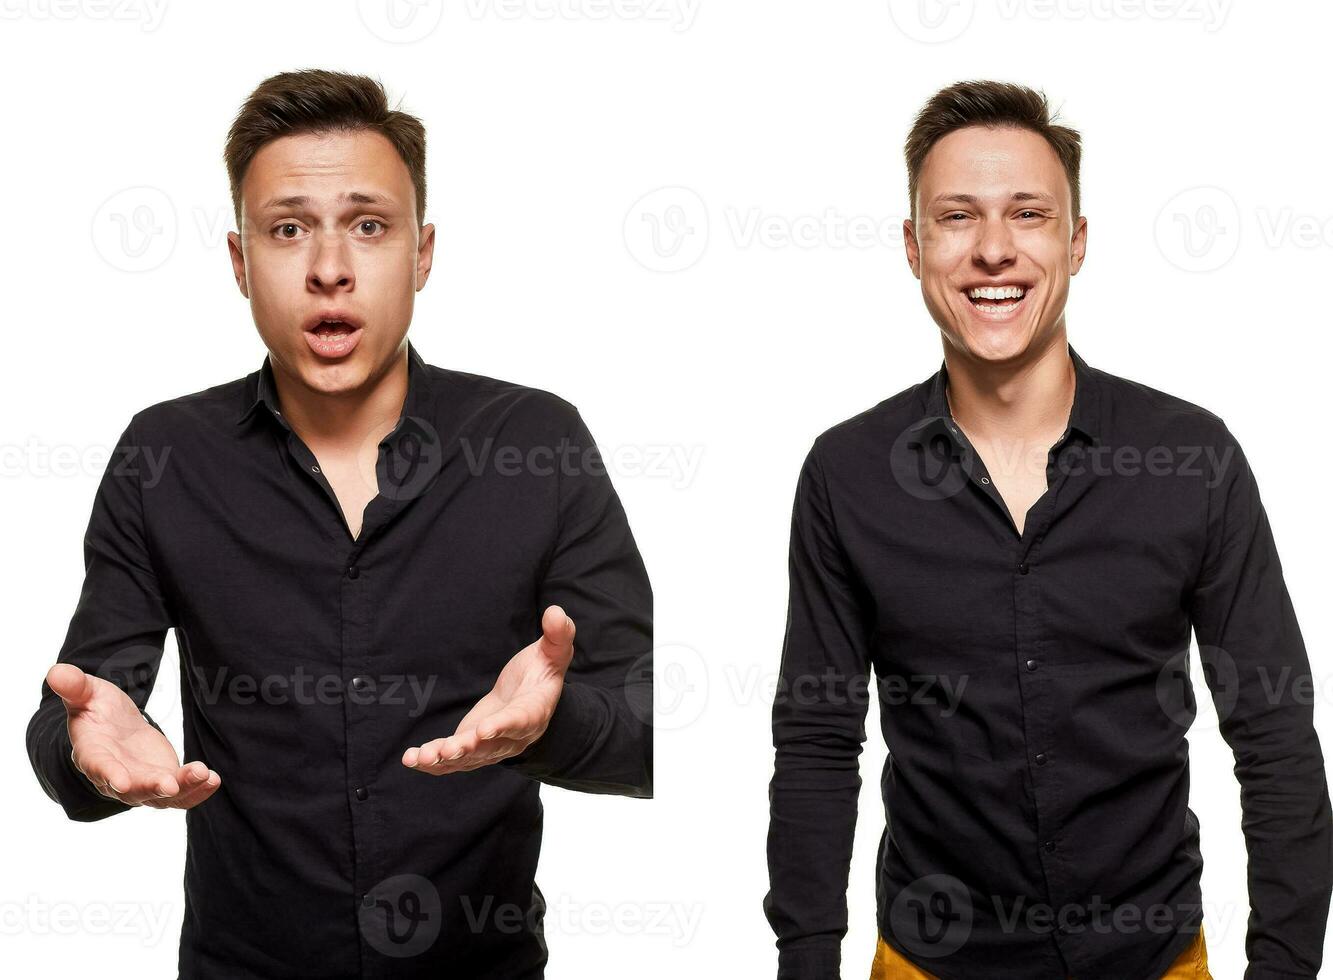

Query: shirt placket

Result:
[945,418,1091,972]
[268,407,411,978]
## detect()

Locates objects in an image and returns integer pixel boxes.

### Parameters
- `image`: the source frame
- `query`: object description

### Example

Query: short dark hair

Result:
[224,69,427,230]
[904,79,1082,224]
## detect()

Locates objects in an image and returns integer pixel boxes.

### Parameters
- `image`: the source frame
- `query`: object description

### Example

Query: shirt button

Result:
[980,476,990,485]
[346,564,360,579]
[1025,658,1039,671]
[311,464,321,474]
[351,676,369,691]
[1035,752,1048,766]
[1043,840,1056,852]
[355,787,369,801]
[1018,561,1030,575]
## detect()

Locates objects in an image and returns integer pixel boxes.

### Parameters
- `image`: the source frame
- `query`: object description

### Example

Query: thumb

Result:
[47,663,95,710]
[538,604,576,672]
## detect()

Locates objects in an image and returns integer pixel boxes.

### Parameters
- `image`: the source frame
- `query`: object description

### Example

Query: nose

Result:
[307,228,354,292]
[972,214,1017,269]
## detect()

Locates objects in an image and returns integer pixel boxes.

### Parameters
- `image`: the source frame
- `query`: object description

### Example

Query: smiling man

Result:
[26,69,652,978]
[764,80,1331,979]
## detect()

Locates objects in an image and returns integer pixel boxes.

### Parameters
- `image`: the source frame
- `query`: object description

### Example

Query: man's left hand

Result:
[402,604,576,775]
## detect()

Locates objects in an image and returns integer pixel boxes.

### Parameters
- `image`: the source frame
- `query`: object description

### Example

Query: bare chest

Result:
[316,454,380,540]
[968,439,1054,537]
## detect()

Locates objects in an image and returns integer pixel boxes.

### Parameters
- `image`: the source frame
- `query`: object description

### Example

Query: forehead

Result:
[918,125,1069,206]
[242,129,412,211]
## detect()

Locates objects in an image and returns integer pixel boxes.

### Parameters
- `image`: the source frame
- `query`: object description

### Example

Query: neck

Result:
[942,331,1075,444]
[269,344,410,452]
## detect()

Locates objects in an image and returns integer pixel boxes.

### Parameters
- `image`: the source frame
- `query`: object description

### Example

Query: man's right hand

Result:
[47,663,220,810]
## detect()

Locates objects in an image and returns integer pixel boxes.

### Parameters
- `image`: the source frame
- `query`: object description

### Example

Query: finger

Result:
[48,663,95,710]
[429,737,527,774]
[144,764,210,810]
[164,767,221,810]
[75,748,132,798]
[173,761,209,793]
[118,769,181,807]
[538,605,576,670]
[405,731,480,773]
[404,735,464,770]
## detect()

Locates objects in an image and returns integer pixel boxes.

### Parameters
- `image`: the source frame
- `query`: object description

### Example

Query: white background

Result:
[2,1,1331,977]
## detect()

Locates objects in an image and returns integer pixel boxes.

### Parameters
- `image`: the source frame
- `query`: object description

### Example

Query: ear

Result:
[227,230,249,299]
[415,222,436,291]
[903,217,922,279]
[1069,215,1088,276]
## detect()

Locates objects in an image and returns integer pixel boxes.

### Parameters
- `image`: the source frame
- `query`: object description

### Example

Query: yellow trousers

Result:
[870,927,1212,979]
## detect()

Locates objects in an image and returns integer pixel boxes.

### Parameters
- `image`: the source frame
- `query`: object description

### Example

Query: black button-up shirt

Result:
[764,345,1332,980]
[27,340,653,978]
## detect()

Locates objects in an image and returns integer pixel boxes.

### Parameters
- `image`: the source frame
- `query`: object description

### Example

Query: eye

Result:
[1016,210,1042,220]
[944,212,969,222]
[356,219,387,236]
[272,222,304,240]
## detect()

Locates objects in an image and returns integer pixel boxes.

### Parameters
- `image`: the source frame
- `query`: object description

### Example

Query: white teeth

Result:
[968,285,1026,300]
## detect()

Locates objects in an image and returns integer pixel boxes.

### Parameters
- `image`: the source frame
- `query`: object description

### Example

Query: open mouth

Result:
[303,316,363,359]
[964,284,1029,318]
[310,319,356,339]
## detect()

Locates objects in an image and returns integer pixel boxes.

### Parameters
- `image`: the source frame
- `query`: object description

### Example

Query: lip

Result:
[302,310,364,360]
[960,282,1033,324]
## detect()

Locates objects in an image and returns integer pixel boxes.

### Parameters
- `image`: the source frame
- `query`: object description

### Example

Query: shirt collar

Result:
[236,339,430,429]
[918,342,1101,446]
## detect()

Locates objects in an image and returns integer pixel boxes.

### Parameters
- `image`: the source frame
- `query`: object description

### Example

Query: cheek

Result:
[920,231,972,274]
[358,247,417,290]
[247,248,305,293]
[1027,234,1071,272]
[920,254,965,303]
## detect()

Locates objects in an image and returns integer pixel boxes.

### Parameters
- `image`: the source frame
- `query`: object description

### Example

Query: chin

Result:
[293,353,369,394]
[949,322,1035,364]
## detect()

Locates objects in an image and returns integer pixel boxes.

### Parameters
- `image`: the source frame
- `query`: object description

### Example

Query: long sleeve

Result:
[498,405,653,798]
[764,441,873,979]
[1188,423,1333,980]
[26,414,175,821]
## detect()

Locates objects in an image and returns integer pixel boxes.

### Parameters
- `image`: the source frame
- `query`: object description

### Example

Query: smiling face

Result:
[227,128,434,395]
[904,124,1086,365]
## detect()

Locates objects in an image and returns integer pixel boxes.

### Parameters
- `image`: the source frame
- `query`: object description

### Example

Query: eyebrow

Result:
[258,191,393,212]
[930,192,1057,207]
